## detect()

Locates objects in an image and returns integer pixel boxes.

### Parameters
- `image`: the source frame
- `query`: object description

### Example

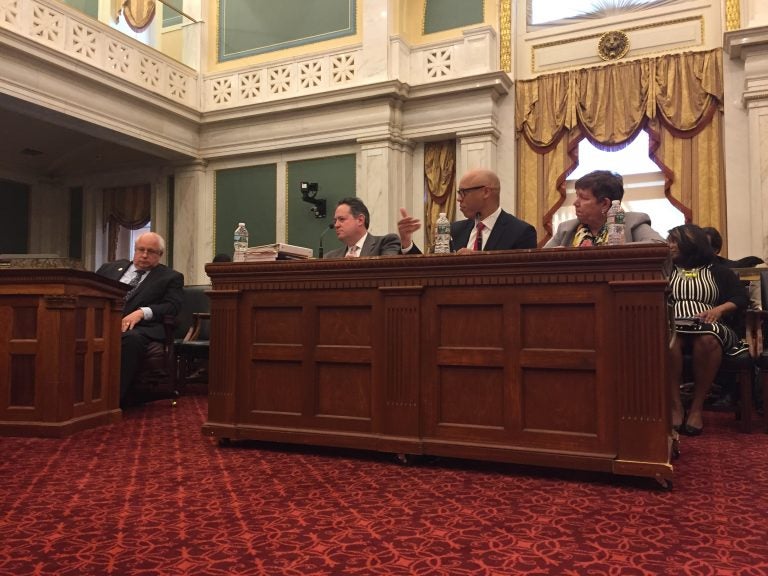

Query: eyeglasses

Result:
[456,185,486,199]
[134,247,162,256]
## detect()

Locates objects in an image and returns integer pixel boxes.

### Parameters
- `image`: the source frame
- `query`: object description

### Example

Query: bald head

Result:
[457,168,501,219]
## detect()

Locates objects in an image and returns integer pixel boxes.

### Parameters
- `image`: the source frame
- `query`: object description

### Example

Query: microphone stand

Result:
[318,223,334,259]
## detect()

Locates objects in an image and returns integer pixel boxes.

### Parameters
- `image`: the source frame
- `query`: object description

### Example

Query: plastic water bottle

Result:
[434,213,451,254]
[606,200,625,245]
[233,222,249,262]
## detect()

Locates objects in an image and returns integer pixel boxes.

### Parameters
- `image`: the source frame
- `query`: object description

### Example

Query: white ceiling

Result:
[0,96,194,180]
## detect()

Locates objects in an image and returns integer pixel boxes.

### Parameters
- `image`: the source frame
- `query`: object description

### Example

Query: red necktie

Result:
[474,222,485,251]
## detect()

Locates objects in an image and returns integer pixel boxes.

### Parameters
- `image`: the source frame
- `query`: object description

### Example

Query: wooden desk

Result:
[204,245,673,482]
[0,268,125,436]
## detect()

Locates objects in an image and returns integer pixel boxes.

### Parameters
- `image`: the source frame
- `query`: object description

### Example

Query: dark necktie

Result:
[473,222,485,251]
[126,270,146,299]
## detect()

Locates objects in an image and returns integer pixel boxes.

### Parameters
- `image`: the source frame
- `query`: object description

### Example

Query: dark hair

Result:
[337,197,370,229]
[574,170,624,203]
[213,253,232,263]
[667,224,715,268]
[701,226,723,255]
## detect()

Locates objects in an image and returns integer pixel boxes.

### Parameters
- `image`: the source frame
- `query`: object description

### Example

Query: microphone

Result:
[318,223,334,259]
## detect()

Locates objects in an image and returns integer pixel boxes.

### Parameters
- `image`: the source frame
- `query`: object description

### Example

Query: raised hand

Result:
[398,207,421,248]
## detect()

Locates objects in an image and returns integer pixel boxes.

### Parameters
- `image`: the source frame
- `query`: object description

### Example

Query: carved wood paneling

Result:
[205,246,673,481]
[0,269,125,436]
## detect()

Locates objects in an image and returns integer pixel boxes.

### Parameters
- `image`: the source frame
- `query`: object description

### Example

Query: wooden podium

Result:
[0,266,125,436]
[203,245,673,482]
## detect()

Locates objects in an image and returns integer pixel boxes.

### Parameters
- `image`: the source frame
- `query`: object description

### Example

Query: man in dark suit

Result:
[323,197,402,258]
[398,168,537,253]
[97,232,184,406]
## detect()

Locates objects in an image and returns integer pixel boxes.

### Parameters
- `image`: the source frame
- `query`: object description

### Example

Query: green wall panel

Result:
[424,0,483,34]
[163,0,183,27]
[219,0,355,61]
[215,164,277,259]
[287,155,356,256]
[0,179,29,254]
[62,0,99,18]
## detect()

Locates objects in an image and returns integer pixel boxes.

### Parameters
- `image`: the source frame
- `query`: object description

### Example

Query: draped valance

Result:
[515,49,724,245]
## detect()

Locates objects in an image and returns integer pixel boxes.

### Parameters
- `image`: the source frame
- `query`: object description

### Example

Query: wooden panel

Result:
[520,303,596,349]
[437,366,504,428]
[316,363,371,420]
[12,306,37,339]
[250,360,303,416]
[0,269,125,436]
[204,245,673,481]
[10,355,35,406]
[437,304,503,347]
[316,306,372,345]
[253,306,303,343]
[521,368,597,434]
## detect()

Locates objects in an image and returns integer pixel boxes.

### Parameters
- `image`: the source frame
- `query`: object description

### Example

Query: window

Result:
[551,130,684,238]
[529,0,673,26]
[130,224,152,258]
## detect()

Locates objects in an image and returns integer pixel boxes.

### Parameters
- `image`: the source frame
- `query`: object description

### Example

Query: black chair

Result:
[678,270,757,433]
[746,271,768,433]
[174,285,210,392]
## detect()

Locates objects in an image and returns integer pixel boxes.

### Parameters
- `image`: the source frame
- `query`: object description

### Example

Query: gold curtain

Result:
[516,49,724,246]
[424,141,456,253]
[103,184,152,261]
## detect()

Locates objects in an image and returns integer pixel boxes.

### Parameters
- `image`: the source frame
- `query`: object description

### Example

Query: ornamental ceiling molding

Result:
[725,0,740,31]
[598,30,630,61]
[530,15,703,74]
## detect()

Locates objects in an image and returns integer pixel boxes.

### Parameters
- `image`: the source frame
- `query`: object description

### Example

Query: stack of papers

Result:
[243,243,313,262]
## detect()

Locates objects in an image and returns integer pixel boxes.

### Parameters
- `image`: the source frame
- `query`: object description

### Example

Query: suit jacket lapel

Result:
[361,235,376,256]
[109,260,131,282]
[452,221,473,251]
[484,210,508,251]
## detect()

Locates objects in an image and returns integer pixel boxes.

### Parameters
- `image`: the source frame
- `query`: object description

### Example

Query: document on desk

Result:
[244,243,313,262]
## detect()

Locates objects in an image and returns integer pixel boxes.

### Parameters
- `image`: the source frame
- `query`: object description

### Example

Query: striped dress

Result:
[669,263,747,356]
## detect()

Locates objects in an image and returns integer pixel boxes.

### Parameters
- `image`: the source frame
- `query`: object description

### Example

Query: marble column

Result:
[357,136,414,237]
[724,26,768,260]
[173,160,212,285]
[360,0,394,81]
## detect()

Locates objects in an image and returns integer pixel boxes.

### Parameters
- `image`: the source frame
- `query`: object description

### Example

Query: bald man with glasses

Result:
[398,168,537,254]
[97,232,184,407]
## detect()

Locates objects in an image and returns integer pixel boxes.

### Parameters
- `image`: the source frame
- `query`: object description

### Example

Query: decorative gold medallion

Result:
[597,30,630,61]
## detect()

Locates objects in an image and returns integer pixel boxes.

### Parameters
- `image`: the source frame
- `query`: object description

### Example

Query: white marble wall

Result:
[724,25,768,260]
[744,0,768,28]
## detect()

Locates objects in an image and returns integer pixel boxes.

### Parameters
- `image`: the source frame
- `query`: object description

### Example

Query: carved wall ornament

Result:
[598,30,630,61]
[120,0,156,33]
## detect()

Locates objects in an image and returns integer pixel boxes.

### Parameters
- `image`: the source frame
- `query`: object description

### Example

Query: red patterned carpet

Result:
[1,396,767,575]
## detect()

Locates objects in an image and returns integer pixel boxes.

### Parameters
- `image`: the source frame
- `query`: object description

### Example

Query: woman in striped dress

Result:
[668,225,748,435]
